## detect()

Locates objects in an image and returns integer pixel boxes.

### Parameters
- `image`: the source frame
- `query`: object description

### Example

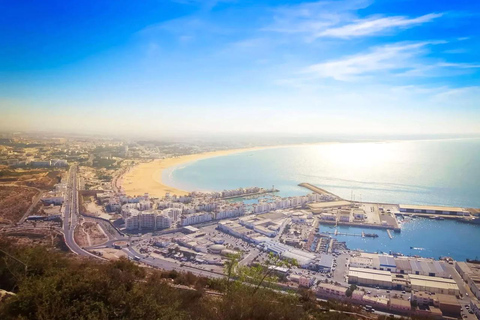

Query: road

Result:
[0,183,45,224]
[445,264,478,320]
[62,165,98,258]
[123,246,224,279]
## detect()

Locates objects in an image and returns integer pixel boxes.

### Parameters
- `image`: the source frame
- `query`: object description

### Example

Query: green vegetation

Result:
[0,170,46,177]
[0,239,362,319]
[345,284,357,298]
[92,158,117,169]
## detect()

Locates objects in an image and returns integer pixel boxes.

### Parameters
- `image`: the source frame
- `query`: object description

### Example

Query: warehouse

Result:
[378,255,396,272]
[311,254,333,271]
[395,258,448,278]
[436,294,461,317]
[399,204,469,216]
[348,267,393,289]
[408,274,459,296]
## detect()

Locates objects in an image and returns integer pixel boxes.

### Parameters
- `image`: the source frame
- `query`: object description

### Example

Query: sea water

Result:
[163,138,480,260]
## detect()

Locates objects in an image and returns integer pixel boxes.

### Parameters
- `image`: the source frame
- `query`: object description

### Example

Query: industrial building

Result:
[455,261,480,299]
[262,240,317,268]
[348,267,393,288]
[396,258,449,278]
[312,254,334,271]
[317,283,347,297]
[408,274,459,296]
[389,298,411,314]
[378,255,396,272]
[435,294,461,317]
[399,204,469,216]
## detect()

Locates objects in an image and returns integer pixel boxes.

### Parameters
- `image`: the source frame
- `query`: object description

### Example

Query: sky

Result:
[1,0,480,138]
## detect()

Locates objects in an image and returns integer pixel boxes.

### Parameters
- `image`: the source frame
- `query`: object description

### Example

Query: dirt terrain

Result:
[74,221,108,247]
[0,169,63,190]
[3,228,66,250]
[0,186,39,224]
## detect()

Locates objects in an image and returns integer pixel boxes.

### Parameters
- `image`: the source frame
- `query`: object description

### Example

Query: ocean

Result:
[163,138,480,260]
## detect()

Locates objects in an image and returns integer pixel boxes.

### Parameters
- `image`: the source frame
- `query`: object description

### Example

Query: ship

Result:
[458,217,480,225]
[363,233,379,238]
[467,259,480,264]
[410,247,425,250]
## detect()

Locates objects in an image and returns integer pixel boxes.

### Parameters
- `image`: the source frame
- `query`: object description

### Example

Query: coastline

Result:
[121,144,321,198]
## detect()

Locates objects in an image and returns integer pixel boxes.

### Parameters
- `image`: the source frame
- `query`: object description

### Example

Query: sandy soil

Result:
[0,186,39,224]
[121,145,313,198]
[74,221,108,247]
[95,248,127,260]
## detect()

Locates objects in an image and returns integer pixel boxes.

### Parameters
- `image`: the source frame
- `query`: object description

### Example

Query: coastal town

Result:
[1,133,480,320]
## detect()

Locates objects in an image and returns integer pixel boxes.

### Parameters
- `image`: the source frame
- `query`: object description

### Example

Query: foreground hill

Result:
[0,238,431,320]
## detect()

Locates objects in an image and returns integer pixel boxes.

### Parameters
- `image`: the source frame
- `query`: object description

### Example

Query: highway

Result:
[123,246,224,279]
[62,165,98,258]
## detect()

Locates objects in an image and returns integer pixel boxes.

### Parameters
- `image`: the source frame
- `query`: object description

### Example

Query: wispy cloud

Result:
[301,40,480,82]
[266,0,442,40]
[303,41,439,81]
[315,13,442,38]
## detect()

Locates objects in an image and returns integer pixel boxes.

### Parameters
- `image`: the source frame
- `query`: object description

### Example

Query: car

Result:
[386,290,390,293]
[402,291,406,294]
[367,291,371,294]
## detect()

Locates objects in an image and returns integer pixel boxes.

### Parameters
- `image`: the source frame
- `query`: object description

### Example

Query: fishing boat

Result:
[364,233,379,238]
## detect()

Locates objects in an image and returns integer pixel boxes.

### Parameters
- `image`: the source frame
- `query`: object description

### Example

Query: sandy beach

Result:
[121,144,317,198]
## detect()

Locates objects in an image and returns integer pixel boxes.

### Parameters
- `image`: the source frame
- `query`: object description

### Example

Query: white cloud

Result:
[265,0,442,39]
[437,62,480,69]
[303,42,437,81]
[315,13,442,38]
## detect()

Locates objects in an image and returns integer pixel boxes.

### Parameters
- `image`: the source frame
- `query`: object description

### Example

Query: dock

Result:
[298,183,343,199]
[324,230,362,237]
[387,229,393,239]
[221,189,278,200]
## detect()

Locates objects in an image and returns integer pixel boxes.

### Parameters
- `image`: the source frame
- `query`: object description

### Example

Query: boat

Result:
[466,218,480,225]
[389,251,404,257]
[435,216,445,220]
[467,259,480,264]
[364,233,379,238]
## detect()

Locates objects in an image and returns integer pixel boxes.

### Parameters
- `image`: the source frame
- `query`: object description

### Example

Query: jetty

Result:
[298,183,343,199]
[221,188,279,200]
[325,230,362,237]
[387,229,393,239]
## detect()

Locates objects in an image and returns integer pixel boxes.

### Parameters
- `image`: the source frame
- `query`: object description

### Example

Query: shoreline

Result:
[121,143,323,198]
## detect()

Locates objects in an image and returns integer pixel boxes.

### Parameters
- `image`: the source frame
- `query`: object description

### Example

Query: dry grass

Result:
[74,221,108,247]
[0,186,39,224]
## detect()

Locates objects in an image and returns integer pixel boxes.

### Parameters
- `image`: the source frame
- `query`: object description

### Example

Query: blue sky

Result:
[1,0,480,137]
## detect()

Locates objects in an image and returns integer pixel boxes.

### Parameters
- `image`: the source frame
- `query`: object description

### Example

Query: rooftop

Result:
[399,204,466,212]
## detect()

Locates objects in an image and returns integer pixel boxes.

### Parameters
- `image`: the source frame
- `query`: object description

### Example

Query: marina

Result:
[322,217,480,261]
[162,140,480,260]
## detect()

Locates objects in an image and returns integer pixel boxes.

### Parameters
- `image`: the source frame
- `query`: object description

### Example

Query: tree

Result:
[236,252,297,295]
[411,299,418,309]
[345,284,357,298]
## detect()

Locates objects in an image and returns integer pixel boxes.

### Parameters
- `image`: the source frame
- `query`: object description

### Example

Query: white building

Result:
[181,212,213,226]
[155,214,172,229]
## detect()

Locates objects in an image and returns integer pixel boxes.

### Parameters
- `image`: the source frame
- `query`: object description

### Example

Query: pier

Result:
[298,183,343,199]
[221,189,278,200]
[387,229,393,239]
[324,230,363,237]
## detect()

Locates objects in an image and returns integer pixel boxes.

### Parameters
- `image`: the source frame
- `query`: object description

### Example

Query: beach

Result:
[121,145,302,198]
